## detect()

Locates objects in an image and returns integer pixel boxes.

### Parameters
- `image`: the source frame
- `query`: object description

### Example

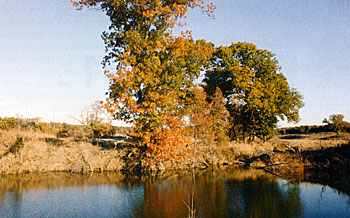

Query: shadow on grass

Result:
[279,135,305,140]
[302,143,350,175]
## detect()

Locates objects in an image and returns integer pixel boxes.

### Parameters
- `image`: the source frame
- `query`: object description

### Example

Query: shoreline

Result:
[1,129,349,180]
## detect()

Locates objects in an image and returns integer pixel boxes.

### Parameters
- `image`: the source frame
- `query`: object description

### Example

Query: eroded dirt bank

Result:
[243,142,350,182]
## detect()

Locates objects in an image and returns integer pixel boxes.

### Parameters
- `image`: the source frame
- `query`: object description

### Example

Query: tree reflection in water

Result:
[136,168,303,218]
[4,168,350,218]
[226,178,303,218]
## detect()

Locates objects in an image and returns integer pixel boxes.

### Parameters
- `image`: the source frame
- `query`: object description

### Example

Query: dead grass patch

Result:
[272,132,349,151]
[0,129,125,175]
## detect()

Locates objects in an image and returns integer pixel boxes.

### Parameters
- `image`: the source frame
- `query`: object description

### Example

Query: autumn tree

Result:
[204,42,304,141]
[187,86,230,167]
[71,1,215,158]
[209,87,230,144]
[188,86,214,148]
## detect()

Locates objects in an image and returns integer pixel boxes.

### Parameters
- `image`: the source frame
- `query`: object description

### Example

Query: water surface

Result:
[0,168,349,218]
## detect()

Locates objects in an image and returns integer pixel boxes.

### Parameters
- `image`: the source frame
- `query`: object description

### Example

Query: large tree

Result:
[204,42,304,141]
[71,0,215,156]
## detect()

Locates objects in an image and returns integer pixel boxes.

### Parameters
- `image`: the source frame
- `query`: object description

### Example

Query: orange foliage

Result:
[188,86,215,148]
[141,117,190,163]
[71,0,216,162]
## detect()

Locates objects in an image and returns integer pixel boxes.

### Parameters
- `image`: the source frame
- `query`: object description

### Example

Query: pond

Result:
[0,168,349,218]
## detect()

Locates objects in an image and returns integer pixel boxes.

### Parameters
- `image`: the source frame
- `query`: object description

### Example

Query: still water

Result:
[0,168,349,218]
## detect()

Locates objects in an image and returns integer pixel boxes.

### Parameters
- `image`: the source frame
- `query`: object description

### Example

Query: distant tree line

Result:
[278,114,350,135]
[0,116,130,138]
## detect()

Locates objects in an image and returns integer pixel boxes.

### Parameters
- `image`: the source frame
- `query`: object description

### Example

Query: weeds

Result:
[184,173,197,218]
[183,189,196,218]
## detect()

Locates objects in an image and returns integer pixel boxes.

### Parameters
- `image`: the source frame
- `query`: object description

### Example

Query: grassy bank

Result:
[1,129,349,176]
[0,129,125,174]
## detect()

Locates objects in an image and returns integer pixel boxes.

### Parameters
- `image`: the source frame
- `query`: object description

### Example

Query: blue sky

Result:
[0,0,349,127]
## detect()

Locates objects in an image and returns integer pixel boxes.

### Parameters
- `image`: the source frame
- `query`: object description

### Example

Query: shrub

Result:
[57,124,70,138]
[0,117,19,130]
[10,136,24,154]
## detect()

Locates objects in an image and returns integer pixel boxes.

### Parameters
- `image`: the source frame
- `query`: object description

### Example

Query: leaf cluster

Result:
[204,42,304,141]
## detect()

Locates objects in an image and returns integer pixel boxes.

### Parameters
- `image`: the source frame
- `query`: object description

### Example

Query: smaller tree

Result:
[188,86,230,167]
[74,101,114,138]
[57,123,70,138]
[188,86,215,167]
[188,86,214,148]
[209,87,230,145]
[323,114,347,135]
[10,136,24,154]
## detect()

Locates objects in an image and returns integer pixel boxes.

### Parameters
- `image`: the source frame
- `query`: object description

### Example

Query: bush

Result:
[0,117,19,130]
[57,123,70,138]
[10,136,24,154]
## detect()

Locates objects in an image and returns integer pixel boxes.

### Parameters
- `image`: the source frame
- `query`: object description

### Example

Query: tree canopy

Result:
[204,42,304,141]
[71,0,215,158]
[72,1,304,152]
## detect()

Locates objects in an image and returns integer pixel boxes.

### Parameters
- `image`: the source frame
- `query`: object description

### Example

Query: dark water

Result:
[0,168,349,218]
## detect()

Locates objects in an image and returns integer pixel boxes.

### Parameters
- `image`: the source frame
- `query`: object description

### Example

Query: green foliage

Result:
[279,119,350,135]
[35,122,57,134]
[0,115,127,139]
[204,42,304,141]
[323,114,348,135]
[10,136,24,154]
[278,125,327,135]
[0,117,19,130]
[0,117,42,131]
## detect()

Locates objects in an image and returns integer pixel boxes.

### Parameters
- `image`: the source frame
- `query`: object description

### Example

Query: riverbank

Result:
[0,130,125,174]
[0,129,261,174]
[242,133,350,182]
[1,129,349,178]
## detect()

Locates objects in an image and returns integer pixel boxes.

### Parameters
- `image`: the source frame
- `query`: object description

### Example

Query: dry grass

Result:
[1,129,349,175]
[213,132,350,165]
[0,129,125,175]
[226,142,275,156]
[221,132,349,158]
[272,132,349,151]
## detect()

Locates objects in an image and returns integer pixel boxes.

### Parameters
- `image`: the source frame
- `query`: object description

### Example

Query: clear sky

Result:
[1,0,349,127]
